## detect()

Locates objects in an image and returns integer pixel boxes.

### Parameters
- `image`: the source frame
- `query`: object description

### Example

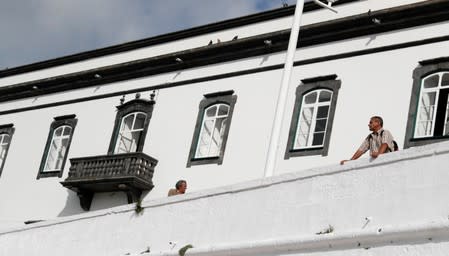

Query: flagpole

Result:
[264,0,305,177]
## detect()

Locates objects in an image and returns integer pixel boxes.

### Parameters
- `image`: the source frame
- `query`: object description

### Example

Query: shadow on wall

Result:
[58,190,85,217]
[58,190,151,216]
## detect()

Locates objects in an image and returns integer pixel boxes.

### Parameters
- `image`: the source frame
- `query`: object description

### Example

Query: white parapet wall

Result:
[1,141,449,256]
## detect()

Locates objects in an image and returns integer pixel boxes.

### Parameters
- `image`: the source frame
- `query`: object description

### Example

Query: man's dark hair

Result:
[371,116,383,127]
[175,180,186,189]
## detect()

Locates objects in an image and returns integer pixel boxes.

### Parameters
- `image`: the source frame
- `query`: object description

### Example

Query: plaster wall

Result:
[0,140,448,256]
[0,0,426,86]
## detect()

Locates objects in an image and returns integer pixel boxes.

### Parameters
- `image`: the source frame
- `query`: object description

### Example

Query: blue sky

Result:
[0,0,298,69]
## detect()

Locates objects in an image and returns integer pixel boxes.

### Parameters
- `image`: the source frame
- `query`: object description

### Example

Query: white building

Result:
[1,0,449,255]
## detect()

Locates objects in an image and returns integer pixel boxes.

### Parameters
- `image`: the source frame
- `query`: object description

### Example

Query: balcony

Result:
[60,152,158,210]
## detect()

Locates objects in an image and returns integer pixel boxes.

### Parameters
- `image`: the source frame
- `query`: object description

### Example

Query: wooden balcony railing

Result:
[61,152,158,210]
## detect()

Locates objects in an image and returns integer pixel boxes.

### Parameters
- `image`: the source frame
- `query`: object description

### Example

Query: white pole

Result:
[263,0,305,177]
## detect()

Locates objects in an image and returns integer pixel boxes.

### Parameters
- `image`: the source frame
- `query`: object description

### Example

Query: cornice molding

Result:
[0,0,359,78]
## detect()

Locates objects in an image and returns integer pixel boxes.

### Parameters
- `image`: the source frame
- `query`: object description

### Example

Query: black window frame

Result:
[0,124,15,177]
[187,90,237,167]
[37,115,77,179]
[285,75,341,159]
[107,98,155,154]
[404,57,449,149]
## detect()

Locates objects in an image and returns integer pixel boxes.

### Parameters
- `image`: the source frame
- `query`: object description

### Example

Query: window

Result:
[285,75,341,158]
[187,90,237,167]
[414,72,449,137]
[0,124,14,177]
[38,115,77,179]
[108,98,155,154]
[404,57,449,148]
[114,112,148,154]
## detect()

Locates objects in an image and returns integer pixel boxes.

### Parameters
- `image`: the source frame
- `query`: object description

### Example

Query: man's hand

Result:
[371,151,379,158]
[340,160,349,165]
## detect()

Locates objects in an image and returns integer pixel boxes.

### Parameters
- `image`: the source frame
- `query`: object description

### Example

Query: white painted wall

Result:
[1,140,449,256]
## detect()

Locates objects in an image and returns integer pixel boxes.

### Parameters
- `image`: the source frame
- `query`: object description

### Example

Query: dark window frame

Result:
[0,124,15,177]
[285,75,341,159]
[37,115,77,179]
[187,90,237,167]
[107,98,155,154]
[404,57,449,148]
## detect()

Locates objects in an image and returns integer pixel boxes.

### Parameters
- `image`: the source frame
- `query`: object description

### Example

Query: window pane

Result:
[416,91,436,136]
[1,134,10,144]
[418,106,435,121]
[423,74,439,88]
[54,138,69,170]
[208,117,226,156]
[312,132,325,146]
[421,92,436,106]
[134,113,146,129]
[196,120,214,157]
[295,107,314,148]
[63,126,72,136]
[54,127,63,136]
[295,133,308,148]
[116,132,133,153]
[444,98,449,135]
[0,143,7,159]
[44,139,61,171]
[314,119,327,132]
[304,92,317,104]
[218,104,229,116]
[206,106,217,118]
[416,121,432,137]
[301,107,314,122]
[122,115,134,132]
[317,106,329,119]
[318,91,332,102]
[442,73,449,87]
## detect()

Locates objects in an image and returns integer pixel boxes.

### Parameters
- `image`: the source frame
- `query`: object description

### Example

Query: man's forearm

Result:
[350,150,364,160]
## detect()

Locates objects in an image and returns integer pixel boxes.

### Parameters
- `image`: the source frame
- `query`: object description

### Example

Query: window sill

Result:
[405,135,449,148]
[37,170,63,179]
[285,147,326,159]
[187,156,221,167]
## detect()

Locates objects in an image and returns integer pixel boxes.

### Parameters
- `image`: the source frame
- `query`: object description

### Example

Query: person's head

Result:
[368,116,383,132]
[175,180,187,194]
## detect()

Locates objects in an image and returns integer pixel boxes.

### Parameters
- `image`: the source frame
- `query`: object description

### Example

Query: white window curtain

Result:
[0,134,10,169]
[294,89,332,149]
[115,112,147,154]
[195,104,229,158]
[415,72,449,137]
[44,125,72,171]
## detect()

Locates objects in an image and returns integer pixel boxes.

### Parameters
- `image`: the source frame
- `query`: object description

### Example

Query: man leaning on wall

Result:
[340,116,395,165]
[168,180,187,196]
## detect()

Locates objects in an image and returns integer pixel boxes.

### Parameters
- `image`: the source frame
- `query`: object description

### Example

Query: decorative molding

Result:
[2,33,449,117]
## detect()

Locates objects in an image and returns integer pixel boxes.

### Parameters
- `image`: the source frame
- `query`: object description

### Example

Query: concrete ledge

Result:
[145,220,449,256]
[2,140,449,256]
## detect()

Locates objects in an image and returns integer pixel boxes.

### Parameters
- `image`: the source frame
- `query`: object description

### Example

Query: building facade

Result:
[0,1,449,253]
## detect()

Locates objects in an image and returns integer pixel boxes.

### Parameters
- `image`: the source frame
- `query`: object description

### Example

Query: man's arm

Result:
[340,149,365,165]
[371,143,388,158]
